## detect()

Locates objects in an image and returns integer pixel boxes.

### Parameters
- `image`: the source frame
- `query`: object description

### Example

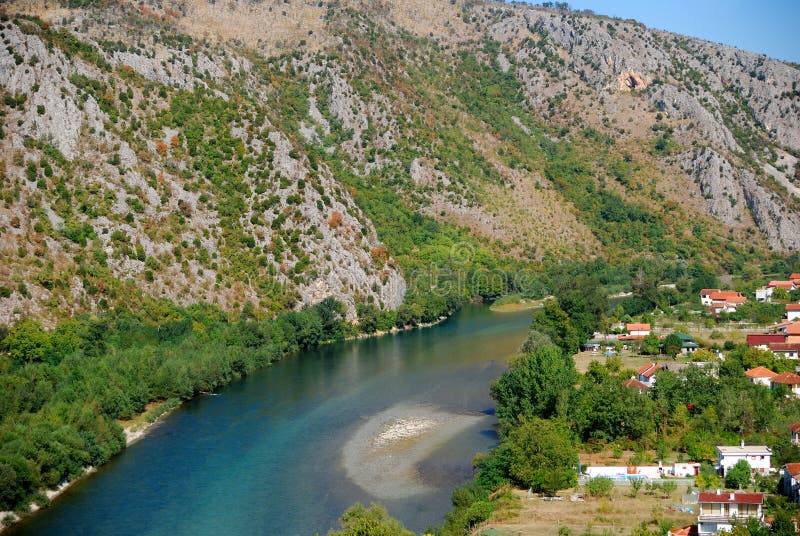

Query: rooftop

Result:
[698,491,764,505]
[745,366,777,378]
[771,372,800,385]
[716,444,771,455]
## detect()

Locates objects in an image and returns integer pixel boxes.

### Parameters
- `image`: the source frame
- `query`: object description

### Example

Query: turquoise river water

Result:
[8,305,531,535]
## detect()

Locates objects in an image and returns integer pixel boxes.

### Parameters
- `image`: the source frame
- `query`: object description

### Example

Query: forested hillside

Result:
[0,0,798,327]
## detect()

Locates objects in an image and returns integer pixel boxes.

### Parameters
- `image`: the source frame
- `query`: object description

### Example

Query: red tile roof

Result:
[668,525,697,536]
[699,289,721,295]
[787,322,800,335]
[698,492,764,504]
[710,291,747,303]
[785,463,800,477]
[786,304,800,312]
[769,281,796,290]
[790,273,800,280]
[747,334,786,346]
[745,366,777,378]
[618,334,645,341]
[636,362,661,378]
[791,422,800,433]
[626,323,651,331]
[623,378,650,390]
[771,372,800,385]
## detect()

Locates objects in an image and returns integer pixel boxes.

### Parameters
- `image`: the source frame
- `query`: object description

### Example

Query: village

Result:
[576,273,800,536]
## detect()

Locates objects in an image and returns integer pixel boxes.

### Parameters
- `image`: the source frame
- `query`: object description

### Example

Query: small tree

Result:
[629,478,643,497]
[328,503,414,536]
[725,460,751,490]
[663,333,683,358]
[586,476,613,497]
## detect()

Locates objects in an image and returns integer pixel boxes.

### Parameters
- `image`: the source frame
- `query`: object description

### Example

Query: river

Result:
[8,305,531,535]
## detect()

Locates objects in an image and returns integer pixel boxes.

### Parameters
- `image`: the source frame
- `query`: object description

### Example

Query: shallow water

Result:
[9,305,531,535]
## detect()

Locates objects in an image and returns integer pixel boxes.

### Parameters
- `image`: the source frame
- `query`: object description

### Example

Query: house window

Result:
[760,456,765,460]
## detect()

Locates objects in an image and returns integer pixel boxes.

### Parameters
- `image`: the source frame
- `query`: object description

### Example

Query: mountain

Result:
[1,0,799,325]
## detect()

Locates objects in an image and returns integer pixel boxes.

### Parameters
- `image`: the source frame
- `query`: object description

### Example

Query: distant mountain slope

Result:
[0,0,798,324]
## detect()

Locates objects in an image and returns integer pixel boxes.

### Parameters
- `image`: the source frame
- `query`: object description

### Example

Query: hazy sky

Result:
[548,0,800,63]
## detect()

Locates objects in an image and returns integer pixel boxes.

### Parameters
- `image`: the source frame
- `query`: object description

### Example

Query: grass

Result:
[478,485,695,535]
[490,295,553,313]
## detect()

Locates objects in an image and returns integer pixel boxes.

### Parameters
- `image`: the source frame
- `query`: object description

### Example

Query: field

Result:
[474,485,696,536]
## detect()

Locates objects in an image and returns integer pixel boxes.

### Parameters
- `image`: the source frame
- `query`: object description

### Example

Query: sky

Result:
[546,0,800,63]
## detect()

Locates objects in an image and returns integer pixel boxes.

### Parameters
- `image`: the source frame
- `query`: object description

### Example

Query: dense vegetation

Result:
[426,274,800,536]
[0,296,377,513]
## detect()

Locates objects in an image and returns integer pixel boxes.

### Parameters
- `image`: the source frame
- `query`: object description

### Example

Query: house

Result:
[787,304,800,322]
[770,372,800,398]
[697,491,764,536]
[622,323,651,339]
[673,462,701,477]
[637,362,662,386]
[756,287,772,303]
[791,422,800,445]
[784,322,800,344]
[716,443,772,476]
[790,273,800,282]
[769,281,798,293]
[700,289,722,306]
[770,343,800,360]
[672,332,700,355]
[782,463,800,502]
[747,334,787,349]
[745,366,777,387]
[623,377,651,393]
[709,291,747,314]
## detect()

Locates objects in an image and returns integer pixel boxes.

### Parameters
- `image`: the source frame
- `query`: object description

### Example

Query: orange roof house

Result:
[771,372,800,385]
[745,367,777,379]
[709,291,747,303]
[769,281,797,291]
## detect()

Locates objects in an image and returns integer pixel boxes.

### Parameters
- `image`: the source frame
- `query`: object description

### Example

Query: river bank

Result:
[0,399,183,534]
[0,311,462,534]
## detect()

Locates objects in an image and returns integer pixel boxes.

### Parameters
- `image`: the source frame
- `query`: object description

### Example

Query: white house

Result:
[782,463,800,503]
[636,362,661,387]
[756,287,772,303]
[770,372,800,398]
[792,422,800,446]
[770,343,800,360]
[787,304,800,322]
[697,491,763,536]
[745,367,777,387]
[716,443,771,476]
[700,289,721,306]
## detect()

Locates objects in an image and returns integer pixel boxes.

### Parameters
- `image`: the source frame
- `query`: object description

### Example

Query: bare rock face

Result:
[617,70,648,91]
[741,172,800,251]
[679,148,747,227]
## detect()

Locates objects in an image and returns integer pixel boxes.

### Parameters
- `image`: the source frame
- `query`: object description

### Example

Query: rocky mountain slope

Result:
[0,0,798,325]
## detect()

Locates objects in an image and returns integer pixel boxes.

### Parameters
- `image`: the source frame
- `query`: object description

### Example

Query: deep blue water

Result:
[9,305,531,535]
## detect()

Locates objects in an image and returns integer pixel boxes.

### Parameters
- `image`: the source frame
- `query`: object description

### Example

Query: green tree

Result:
[327,503,414,536]
[640,332,661,355]
[491,344,577,427]
[530,301,580,354]
[725,459,752,490]
[3,319,51,361]
[586,476,613,497]
[506,418,577,495]
[663,333,683,358]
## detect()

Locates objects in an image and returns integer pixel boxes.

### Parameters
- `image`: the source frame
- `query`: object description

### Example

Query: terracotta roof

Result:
[791,422,800,433]
[710,291,747,303]
[771,372,800,385]
[618,334,645,341]
[626,323,651,331]
[668,525,697,536]
[745,366,777,378]
[699,289,721,295]
[698,492,763,504]
[790,273,800,280]
[785,463,800,477]
[769,281,796,290]
[623,378,650,390]
[636,362,661,378]
[786,304,800,312]
[787,322,800,335]
[747,334,786,346]
[770,343,800,352]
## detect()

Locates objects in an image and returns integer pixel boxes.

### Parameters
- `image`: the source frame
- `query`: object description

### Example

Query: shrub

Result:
[586,476,613,497]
